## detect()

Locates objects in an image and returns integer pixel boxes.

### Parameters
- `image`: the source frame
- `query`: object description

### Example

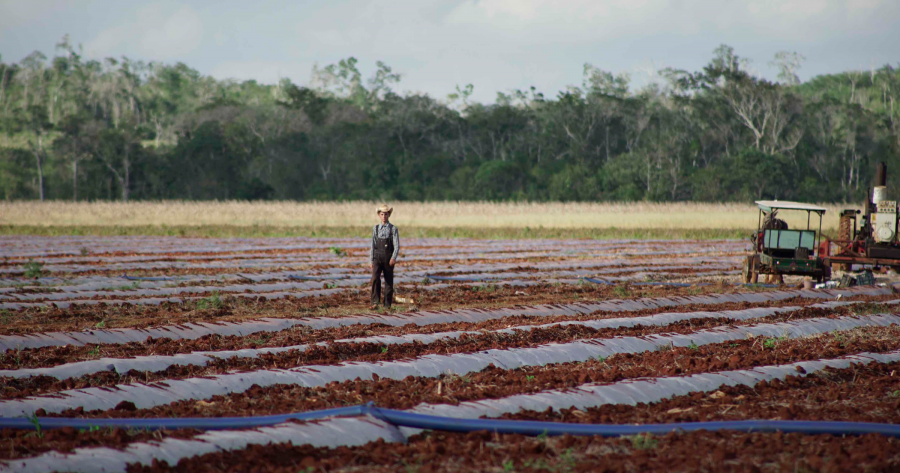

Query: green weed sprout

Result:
[28,412,43,438]
[23,260,45,279]
[196,291,223,310]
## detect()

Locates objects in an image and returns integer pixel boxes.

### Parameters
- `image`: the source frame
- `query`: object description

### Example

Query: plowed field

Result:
[1,235,899,472]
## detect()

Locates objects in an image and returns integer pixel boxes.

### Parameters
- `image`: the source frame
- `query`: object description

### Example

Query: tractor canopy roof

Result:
[755,200,827,214]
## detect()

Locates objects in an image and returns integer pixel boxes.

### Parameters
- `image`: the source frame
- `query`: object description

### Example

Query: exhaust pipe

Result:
[876,162,887,187]
[874,162,888,204]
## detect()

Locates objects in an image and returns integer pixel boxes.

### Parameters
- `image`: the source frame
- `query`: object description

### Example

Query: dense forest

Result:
[1,37,898,202]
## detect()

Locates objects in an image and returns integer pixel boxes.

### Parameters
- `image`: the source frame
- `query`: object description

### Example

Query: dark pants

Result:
[371,256,394,307]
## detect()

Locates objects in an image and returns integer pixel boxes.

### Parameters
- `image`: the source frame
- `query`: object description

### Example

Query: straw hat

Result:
[376,204,393,215]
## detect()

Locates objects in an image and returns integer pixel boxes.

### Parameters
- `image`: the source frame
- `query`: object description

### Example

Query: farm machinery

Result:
[744,162,900,286]
[742,201,831,284]
[825,162,900,272]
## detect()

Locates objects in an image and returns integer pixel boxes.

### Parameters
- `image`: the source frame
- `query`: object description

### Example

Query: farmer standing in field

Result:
[370,204,399,309]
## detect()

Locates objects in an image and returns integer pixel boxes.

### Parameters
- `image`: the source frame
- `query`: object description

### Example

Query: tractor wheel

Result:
[743,255,760,284]
[765,272,784,285]
[742,256,754,283]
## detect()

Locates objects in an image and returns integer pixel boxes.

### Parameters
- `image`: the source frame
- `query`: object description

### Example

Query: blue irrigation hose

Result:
[0,405,367,431]
[583,277,613,285]
[373,408,900,438]
[7,403,900,438]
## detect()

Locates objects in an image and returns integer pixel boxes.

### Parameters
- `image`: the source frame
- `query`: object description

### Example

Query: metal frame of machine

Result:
[742,200,830,284]
[826,162,900,272]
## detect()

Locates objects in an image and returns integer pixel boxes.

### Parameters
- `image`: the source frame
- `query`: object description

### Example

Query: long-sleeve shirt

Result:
[370,223,400,262]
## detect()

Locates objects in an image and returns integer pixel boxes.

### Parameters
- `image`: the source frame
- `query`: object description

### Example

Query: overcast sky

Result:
[1,0,899,103]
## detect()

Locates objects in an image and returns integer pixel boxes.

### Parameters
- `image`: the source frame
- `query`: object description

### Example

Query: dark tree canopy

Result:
[1,40,899,203]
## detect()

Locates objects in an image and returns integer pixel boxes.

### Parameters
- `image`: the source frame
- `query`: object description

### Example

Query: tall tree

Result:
[770,51,805,86]
[22,105,51,201]
[86,123,141,202]
[55,115,93,201]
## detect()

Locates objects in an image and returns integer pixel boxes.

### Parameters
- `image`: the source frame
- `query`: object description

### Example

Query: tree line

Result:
[1,38,899,203]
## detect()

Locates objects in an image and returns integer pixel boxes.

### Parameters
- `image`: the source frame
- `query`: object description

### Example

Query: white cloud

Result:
[139,5,203,57]
[0,0,75,32]
[445,0,696,41]
[444,0,899,43]
[200,0,899,103]
[84,3,202,60]
[9,0,895,105]
[209,60,314,85]
[82,25,131,58]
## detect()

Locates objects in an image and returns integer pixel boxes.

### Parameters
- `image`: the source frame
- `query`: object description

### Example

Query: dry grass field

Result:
[0,201,848,233]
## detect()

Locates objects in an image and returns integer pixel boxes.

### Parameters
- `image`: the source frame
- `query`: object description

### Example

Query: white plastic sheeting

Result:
[1,234,745,260]
[2,299,874,381]
[4,242,742,275]
[413,349,900,420]
[419,262,738,282]
[3,313,898,417]
[6,348,899,473]
[1,280,531,311]
[0,287,353,311]
[0,252,738,299]
[0,255,737,300]
[2,256,738,286]
[0,415,404,473]
[0,271,736,311]
[0,262,741,310]
[1,286,889,352]
[2,280,362,302]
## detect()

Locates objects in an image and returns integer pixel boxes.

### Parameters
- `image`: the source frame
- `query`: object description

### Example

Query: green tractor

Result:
[742,201,831,284]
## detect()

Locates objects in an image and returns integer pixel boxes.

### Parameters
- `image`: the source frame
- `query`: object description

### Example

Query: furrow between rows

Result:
[0,267,739,310]
[2,302,883,400]
[3,313,897,417]
[4,247,736,276]
[0,300,874,381]
[57,324,900,420]
[2,286,889,351]
[6,348,900,473]
[0,254,731,293]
